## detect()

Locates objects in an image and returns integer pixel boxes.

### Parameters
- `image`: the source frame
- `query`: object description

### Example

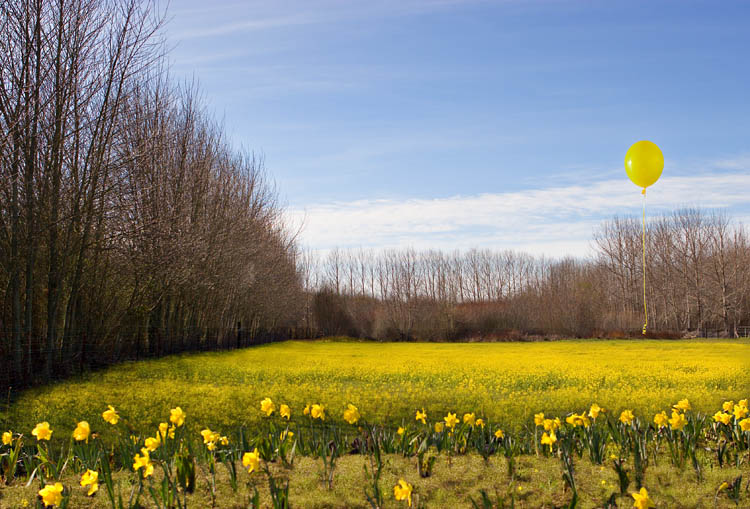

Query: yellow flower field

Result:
[5,338,748,436]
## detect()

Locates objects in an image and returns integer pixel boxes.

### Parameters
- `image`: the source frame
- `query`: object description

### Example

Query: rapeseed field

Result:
[5,338,747,435]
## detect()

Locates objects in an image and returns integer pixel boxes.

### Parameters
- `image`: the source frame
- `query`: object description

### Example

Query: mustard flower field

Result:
[5,339,748,435]
[1,338,749,508]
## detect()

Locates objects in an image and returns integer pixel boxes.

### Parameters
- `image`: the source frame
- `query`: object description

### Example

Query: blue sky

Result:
[165,0,750,256]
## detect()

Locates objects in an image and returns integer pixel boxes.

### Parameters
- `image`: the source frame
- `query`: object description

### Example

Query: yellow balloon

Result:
[624,140,663,189]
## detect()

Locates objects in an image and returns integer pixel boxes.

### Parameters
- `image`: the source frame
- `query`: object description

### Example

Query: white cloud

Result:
[288,169,750,258]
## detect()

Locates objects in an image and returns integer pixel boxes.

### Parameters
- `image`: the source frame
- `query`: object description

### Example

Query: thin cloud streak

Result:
[289,170,750,258]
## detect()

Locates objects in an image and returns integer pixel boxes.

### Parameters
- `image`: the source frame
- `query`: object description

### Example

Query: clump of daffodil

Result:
[102,405,119,425]
[169,407,186,427]
[619,410,635,425]
[653,411,668,428]
[38,482,64,507]
[242,448,260,474]
[2,430,13,446]
[444,412,458,430]
[158,422,175,440]
[280,404,291,420]
[463,412,476,427]
[201,428,221,450]
[631,487,654,508]
[343,404,360,425]
[260,397,275,416]
[80,469,98,496]
[133,448,154,478]
[713,411,732,426]
[541,430,557,451]
[311,403,326,420]
[32,422,52,441]
[393,479,413,507]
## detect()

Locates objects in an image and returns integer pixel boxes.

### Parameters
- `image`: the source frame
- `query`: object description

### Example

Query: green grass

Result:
[0,453,746,508]
[4,338,748,437]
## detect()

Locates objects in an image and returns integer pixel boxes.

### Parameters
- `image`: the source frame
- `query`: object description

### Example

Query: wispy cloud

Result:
[288,168,750,257]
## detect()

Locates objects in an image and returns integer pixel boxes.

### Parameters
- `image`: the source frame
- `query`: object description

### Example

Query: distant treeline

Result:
[0,0,305,391]
[301,208,750,341]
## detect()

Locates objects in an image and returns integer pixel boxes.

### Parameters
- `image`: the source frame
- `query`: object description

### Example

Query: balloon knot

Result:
[641,188,646,195]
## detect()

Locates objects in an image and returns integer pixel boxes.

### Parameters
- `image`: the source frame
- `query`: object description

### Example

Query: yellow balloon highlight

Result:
[624,140,664,189]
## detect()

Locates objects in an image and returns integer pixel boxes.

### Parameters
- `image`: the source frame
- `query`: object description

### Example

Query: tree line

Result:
[0,0,305,391]
[304,209,750,341]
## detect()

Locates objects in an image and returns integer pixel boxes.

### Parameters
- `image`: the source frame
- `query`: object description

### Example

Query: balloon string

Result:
[641,188,647,335]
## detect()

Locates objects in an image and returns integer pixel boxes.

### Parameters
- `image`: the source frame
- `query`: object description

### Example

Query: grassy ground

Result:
[4,338,748,436]
[0,452,746,508]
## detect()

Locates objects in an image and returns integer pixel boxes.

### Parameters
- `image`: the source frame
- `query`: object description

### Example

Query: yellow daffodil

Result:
[739,418,750,432]
[280,430,294,441]
[534,412,545,426]
[38,482,64,507]
[718,481,729,492]
[242,448,260,474]
[133,448,154,478]
[631,487,654,509]
[2,431,12,445]
[722,400,734,412]
[494,428,504,439]
[158,422,174,439]
[673,399,691,412]
[713,411,732,426]
[200,428,220,448]
[397,426,405,436]
[434,422,444,433]
[653,411,668,428]
[463,412,476,427]
[739,399,748,409]
[311,404,326,420]
[343,404,360,424]
[80,469,98,496]
[542,418,560,431]
[734,404,748,420]
[669,411,687,431]
[102,405,119,425]
[303,404,310,416]
[566,413,590,428]
[475,418,485,428]
[588,403,604,419]
[219,436,229,445]
[393,479,413,507]
[32,422,52,441]
[73,421,90,443]
[619,410,635,425]
[280,404,291,420]
[444,412,458,430]
[541,430,557,451]
[260,397,275,416]
[415,409,427,424]
[144,434,161,452]
[169,407,186,427]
